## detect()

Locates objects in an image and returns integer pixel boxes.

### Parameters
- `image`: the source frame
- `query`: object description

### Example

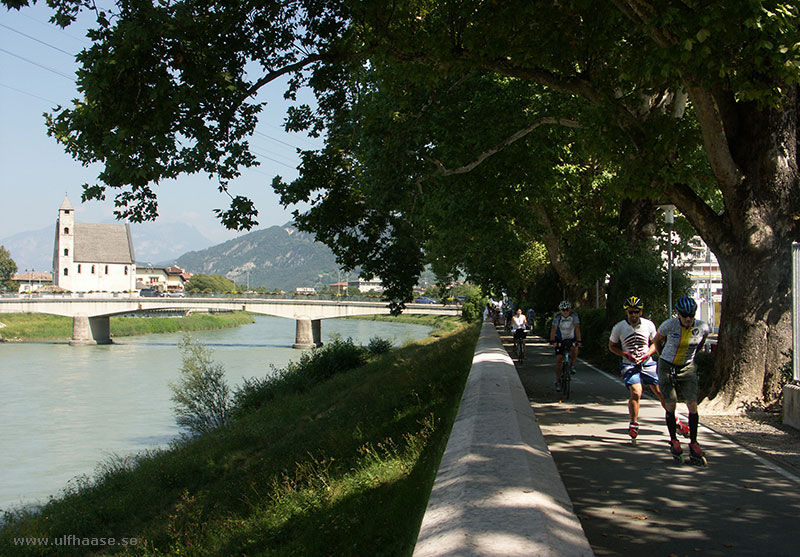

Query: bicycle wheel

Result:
[561,361,571,399]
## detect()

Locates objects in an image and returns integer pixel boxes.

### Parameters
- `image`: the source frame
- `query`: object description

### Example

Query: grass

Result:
[0,317,480,556]
[0,312,255,341]
[346,313,462,336]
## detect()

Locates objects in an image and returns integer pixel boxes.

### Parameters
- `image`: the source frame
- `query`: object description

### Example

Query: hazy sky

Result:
[0,3,321,243]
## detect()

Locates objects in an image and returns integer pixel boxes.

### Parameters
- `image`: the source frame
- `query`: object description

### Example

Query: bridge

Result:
[0,295,461,347]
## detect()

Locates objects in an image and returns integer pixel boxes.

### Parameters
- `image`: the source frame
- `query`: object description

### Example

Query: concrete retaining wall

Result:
[784,383,800,431]
[413,321,593,556]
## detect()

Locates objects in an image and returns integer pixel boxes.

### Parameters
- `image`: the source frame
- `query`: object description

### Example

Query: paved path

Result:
[501,328,800,557]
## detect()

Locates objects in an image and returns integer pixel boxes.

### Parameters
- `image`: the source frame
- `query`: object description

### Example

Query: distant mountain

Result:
[0,225,55,272]
[175,225,357,291]
[0,221,215,272]
[127,222,216,266]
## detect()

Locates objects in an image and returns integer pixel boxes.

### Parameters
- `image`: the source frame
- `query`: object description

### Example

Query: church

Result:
[52,196,137,293]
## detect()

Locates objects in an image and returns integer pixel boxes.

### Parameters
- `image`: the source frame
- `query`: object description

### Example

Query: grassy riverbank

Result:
[0,317,479,556]
[346,313,461,335]
[0,312,255,341]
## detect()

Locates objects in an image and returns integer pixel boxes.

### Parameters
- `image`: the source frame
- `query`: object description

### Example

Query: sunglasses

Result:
[626,309,641,314]
[678,312,695,318]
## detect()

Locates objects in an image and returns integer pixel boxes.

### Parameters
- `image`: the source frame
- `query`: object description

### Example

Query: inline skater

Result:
[549,301,581,391]
[608,296,660,445]
[655,296,710,465]
[511,308,528,361]
[526,307,536,335]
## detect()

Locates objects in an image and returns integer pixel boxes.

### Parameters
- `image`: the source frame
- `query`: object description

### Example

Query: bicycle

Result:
[514,329,527,361]
[560,348,572,398]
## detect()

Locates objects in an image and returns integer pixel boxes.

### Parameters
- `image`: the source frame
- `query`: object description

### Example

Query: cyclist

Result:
[511,308,528,360]
[526,307,536,334]
[549,301,581,391]
[504,304,514,332]
[655,296,710,464]
[609,296,659,443]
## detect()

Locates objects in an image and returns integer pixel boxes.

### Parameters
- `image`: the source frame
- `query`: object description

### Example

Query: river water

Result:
[0,316,431,513]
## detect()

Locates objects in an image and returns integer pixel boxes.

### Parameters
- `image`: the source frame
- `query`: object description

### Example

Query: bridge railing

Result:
[1,291,462,306]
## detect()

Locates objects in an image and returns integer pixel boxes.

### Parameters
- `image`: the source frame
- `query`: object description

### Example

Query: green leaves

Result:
[0,245,18,291]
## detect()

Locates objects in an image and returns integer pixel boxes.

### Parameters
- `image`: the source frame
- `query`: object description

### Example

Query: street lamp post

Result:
[660,205,676,313]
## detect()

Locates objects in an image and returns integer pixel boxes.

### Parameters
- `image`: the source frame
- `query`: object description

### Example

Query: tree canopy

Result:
[6,0,799,409]
[185,273,235,294]
[0,245,18,291]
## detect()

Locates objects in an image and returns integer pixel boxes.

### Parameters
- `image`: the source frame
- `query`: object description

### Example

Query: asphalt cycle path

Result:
[499,327,800,557]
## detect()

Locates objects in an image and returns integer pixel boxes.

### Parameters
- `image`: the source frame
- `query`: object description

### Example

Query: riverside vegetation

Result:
[0,312,255,341]
[0,315,479,555]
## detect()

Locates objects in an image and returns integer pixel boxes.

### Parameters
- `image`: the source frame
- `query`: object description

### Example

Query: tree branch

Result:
[666,180,728,255]
[480,58,645,138]
[244,54,323,101]
[422,117,582,178]
[686,86,744,199]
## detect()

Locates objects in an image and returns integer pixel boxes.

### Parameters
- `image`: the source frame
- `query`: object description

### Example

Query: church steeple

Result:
[59,195,74,212]
[54,196,75,290]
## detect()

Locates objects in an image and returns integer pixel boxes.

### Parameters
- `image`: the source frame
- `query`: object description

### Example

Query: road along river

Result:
[0,315,431,512]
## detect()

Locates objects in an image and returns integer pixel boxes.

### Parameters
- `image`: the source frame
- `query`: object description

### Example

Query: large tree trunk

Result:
[678,86,799,412]
[703,246,793,411]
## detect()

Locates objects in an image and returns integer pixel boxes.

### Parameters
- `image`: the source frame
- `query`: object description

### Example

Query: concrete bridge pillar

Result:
[292,317,316,349]
[312,319,323,348]
[70,314,112,346]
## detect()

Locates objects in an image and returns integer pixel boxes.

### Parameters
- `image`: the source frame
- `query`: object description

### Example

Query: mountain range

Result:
[174,224,358,291]
[2,221,432,292]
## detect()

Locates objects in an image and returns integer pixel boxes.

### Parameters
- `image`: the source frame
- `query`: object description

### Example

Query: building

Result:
[52,196,137,293]
[687,237,722,330]
[347,277,385,294]
[135,265,190,293]
[10,271,53,293]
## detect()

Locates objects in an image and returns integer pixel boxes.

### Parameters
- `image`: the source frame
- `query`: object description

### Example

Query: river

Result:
[0,316,432,513]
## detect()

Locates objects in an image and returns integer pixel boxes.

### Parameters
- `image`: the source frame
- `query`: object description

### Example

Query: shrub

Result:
[231,335,369,415]
[461,292,487,323]
[780,349,794,386]
[366,336,394,356]
[170,335,231,434]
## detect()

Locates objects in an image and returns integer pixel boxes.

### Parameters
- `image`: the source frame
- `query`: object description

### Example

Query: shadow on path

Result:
[500,326,800,557]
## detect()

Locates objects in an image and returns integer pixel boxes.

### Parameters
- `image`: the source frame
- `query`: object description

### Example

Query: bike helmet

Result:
[558,300,571,311]
[623,296,643,310]
[675,296,697,317]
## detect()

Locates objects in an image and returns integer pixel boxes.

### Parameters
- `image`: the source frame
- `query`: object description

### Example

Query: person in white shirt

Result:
[608,296,659,444]
[511,308,528,360]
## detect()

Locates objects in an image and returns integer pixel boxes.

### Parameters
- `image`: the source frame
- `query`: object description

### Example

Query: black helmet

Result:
[623,296,643,310]
[675,296,697,317]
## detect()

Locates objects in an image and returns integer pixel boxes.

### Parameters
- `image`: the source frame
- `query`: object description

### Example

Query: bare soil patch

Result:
[702,408,800,473]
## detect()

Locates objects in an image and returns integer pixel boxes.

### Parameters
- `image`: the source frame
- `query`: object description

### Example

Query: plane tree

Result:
[284,1,800,410]
[5,0,798,410]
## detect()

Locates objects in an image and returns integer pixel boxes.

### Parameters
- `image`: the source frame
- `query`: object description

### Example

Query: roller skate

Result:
[675,417,690,438]
[669,439,683,464]
[689,441,708,467]
[628,422,639,446]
